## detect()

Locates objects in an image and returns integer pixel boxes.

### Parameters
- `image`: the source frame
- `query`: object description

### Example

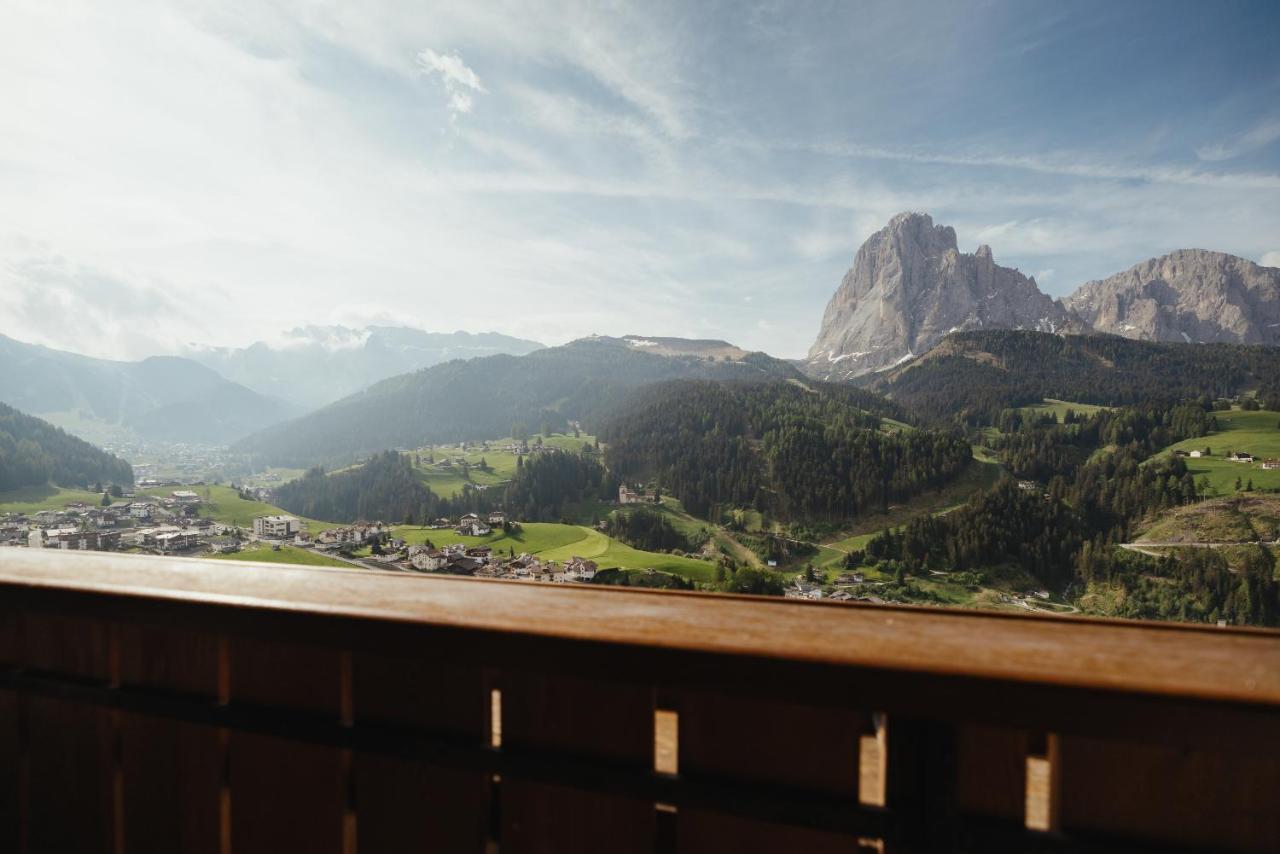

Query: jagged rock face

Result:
[1064,250,1280,345]
[806,212,1073,378]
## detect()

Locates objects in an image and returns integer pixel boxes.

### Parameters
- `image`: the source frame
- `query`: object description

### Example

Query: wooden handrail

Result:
[1,549,1278,853]
[2,550,1277,707]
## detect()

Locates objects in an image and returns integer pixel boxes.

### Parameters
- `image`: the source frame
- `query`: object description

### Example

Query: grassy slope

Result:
[138,485,334,534]
[406,432,599,498]
[537,527,715,582]
[821,456,1002,552]
[390,520,714,582]
[208,542,353,568]
[1136,494,1280,544]
[394,521,590,553]
[0,484,109,514]
[1022,398,1111,420]
[1156,409,1280,494]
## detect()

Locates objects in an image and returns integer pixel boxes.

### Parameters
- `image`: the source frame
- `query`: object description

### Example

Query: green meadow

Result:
[0,484,111,514]
[207,541,353,568]
[390,520,714,582]
[1157,409,1280,494]
[1021,398,1112,421]
[403,432,600,498]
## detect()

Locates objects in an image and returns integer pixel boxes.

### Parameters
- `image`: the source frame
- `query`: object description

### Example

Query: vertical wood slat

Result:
[955,724,1029,825]
[0,690,19,854]
[675,691,867,854]
[500,672,656,854]
[1057,734,1280,853]
[0,601,18,854]
[883,716,958,853]
[228,637,346,854]
[351,651,490,854]
[20,614,115,853]
[117,625,222,854]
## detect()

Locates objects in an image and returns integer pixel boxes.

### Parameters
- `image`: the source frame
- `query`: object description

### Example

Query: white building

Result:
[129,502,155,519]
[408,546,447,571]
[253,515,301,539]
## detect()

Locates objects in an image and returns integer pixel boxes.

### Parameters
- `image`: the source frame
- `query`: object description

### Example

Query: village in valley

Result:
[5,409,1279,612]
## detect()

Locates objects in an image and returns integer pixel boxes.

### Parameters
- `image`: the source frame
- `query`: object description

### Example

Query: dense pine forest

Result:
[866,331,1280,425]
[601,380,971,521]
[504,450,616,521]
[274,452,446,523]
[860,399,1279,625]
[0,402,133,491]
[604,506,695,553]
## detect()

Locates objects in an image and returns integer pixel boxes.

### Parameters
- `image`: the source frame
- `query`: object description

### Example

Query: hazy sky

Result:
[2,0,1279,360]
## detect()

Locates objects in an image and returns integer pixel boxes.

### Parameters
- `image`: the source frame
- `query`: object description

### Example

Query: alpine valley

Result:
[3,213,1279,626]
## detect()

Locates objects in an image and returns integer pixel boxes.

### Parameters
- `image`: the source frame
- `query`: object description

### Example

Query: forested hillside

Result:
[272,448,616,525]
[273,452,441,523]
[235,336,802,467]
[860,399,1278,625]
[865,331,1280,424]
[0,402,133,491]
[601,380,970,521]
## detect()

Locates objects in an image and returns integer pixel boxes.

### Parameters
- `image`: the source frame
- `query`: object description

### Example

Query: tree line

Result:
[866,330,1280,425]
[0,402,133,492]
[601,380,970,521]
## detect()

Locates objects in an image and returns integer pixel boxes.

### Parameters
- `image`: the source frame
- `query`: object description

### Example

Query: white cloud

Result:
[1262,251,1280,268]
[0,0,1277,363]
[1196,117,1280,162]
[416,48,486,118]
[1034,268,1056,282]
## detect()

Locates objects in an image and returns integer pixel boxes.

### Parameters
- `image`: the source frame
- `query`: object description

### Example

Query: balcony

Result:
[1,549,1277,853]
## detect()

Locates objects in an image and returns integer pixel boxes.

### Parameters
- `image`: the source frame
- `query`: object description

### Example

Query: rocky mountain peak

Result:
[806,213,1073,378]
[1064,249,1280,345]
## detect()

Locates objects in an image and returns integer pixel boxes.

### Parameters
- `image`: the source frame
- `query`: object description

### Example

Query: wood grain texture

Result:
[1058,734,1280,852]
[228,639,345,854]
[500,672,655,854]
[0,691,19,854]
[117,625,221,854]
[17,612,115,853]
[351,652,489,854]
[675,691,866,853]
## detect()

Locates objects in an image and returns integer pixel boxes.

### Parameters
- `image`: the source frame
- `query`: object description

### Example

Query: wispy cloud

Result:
[416,48,486,119]
[1196,117,1280,162]
[792,140,1280,191]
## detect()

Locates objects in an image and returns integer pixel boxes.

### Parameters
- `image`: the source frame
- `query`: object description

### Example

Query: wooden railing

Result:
[1,549,1278,853]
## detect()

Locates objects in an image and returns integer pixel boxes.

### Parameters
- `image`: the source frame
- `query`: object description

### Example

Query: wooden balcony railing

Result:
[1,549,1278,853]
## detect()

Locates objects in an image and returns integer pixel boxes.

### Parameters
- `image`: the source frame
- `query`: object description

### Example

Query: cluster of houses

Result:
[618,484,658,505]
[0,490,245,556]
[403,544,599,583]
[784,570,886,603]
[1175,449,1279,467]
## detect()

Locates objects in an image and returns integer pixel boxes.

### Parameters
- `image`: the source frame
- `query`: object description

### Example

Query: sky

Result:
[1,0,1278,361]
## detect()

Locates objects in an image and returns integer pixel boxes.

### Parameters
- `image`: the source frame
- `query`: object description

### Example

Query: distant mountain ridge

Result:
[806,212,1078,379]
[186,325,545,409]
[234,335,803,468]
[862,329,1280,424]
[805,212,1279,379]
[0,333,299,446]
[1064,249,1280,345]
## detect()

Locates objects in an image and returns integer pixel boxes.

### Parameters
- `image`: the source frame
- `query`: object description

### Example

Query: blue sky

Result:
[1,0,1278,360]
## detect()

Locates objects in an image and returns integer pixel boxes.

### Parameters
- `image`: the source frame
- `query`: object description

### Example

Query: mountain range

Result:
[233,335,803,467]
[0,333,299,446]
[185,326,545,410]
[806,212,1280,379]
